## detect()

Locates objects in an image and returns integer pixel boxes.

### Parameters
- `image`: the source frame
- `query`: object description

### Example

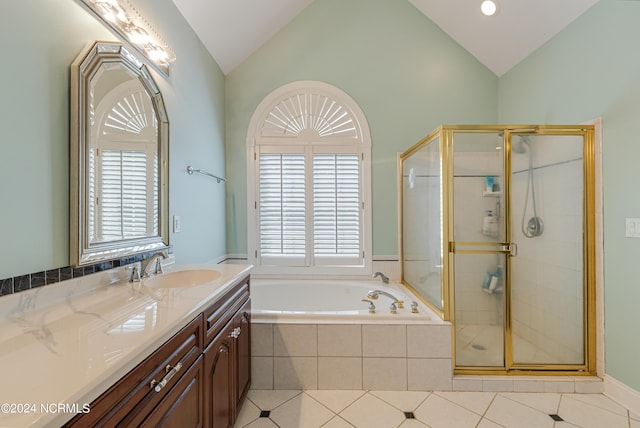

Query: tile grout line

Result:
[475,392,502,428]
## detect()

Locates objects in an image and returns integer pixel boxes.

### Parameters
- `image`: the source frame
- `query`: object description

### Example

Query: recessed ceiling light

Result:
[481,0,497,16]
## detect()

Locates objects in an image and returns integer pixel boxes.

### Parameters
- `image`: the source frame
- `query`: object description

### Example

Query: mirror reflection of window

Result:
[88,67,159,244]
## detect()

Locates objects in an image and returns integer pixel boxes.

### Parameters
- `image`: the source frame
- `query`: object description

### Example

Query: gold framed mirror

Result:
[70,41,169,266]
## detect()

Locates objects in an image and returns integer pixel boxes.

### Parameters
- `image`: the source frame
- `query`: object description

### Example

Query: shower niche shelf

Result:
[482,191,502,197]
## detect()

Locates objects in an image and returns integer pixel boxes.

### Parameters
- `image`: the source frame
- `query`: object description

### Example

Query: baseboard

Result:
[604,374,640,414]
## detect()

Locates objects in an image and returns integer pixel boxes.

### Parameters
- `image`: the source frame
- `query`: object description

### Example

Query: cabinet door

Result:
[233,298,251,411]
[203,321,234,428]
[139,356,204,428]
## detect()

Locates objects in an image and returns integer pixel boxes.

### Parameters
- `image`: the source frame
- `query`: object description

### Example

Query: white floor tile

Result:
[557,395,629,428]
[247,389,302,410]
[399,419,430,427]
[476,419,504,428]
[369,390,430,411]
[235,399,261,427]
[238,389,637,428]
[563,393,628,416]
[414,394,481,428]
[243,418,279,428]
[434,391,495,416]
[270,393,335,428]
[306,390,366,414]
[340,393,406,428]
[484,395,554,428]
[500,392,561,414]
[321,416,355,428]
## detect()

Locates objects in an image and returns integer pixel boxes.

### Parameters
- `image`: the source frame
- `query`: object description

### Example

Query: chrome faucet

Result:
[367,289,404,309]
[141,251,169,277]
[372,271,389,284]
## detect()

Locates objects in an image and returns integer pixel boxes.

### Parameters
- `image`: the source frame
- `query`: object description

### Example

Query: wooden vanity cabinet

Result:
[65,314,203,427]
[65,275,251,428]
[202,276,251,427]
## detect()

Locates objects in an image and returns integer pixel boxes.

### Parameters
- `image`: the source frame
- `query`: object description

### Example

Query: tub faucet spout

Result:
[367,290,404,309]
[372,271,389,284]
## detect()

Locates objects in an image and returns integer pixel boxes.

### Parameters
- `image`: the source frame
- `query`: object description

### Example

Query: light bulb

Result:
[481,0,497,16]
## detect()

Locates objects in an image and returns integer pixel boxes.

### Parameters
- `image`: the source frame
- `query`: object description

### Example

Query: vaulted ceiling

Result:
[170,0,600,76]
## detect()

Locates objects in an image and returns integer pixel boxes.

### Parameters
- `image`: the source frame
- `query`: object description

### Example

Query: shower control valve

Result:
[361,299,376,314]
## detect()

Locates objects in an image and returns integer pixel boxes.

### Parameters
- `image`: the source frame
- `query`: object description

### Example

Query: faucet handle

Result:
[154,258,164,275]
[411,301,419,314]
[396,300,404,309]
[361,299,376,314]
[126,265,141,282]
[390,302,397,314]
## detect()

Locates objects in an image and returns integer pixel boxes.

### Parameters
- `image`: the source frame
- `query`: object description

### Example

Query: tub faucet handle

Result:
[361,299,376,314]
[390,302,397,315]
[396,300,404,309]
[411,301,419,314]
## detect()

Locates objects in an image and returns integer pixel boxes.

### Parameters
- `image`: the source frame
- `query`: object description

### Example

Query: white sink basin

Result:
[144,269,221,288]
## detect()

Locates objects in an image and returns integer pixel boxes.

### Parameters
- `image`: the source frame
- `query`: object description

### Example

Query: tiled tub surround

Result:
[0,262,252,427]
[250,278,452,391]
[251,322,454,391]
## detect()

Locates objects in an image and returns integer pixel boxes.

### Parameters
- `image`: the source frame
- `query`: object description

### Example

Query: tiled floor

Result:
[234,389,639,428]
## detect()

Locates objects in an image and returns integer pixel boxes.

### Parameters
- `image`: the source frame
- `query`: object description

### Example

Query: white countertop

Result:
[0,262,252,428]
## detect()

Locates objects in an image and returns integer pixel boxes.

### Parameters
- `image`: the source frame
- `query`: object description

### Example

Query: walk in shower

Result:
[399,125,596,374]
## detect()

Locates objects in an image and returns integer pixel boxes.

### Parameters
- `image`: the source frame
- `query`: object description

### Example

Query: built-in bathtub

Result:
[249,278,453,391]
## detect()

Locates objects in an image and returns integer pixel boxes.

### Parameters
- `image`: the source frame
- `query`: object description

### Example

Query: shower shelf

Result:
[482,191,502,197]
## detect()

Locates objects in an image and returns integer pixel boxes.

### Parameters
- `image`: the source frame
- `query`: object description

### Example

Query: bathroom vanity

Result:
[0,263,251,428]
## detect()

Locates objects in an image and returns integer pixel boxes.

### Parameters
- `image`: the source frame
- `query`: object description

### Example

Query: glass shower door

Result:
[451,132,509,368]
[509,133,586,367]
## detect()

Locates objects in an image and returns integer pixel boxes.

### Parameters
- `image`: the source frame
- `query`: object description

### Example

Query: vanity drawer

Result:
[203,276,250,346]
[65,314,203,427]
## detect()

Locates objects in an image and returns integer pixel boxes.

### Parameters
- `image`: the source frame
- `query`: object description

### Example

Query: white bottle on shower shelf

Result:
[483,210,494,236]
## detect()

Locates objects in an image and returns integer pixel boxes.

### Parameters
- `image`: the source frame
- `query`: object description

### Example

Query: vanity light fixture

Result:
[480,0,498,16]
[80,0,176,75]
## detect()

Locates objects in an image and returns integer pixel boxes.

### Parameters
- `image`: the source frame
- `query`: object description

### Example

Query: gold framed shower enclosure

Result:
[398,124,596,375]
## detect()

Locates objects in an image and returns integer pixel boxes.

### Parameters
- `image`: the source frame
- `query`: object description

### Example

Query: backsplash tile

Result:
[0,247,172,297]
[0,278,13,296]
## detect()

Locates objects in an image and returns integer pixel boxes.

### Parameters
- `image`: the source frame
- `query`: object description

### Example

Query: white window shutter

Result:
[313,154,361,264]
[259,153,306,265]
[100,150,149,241]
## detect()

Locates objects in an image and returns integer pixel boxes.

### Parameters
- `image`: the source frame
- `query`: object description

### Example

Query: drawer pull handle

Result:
[229,327,241,339]
[151,362,183,393]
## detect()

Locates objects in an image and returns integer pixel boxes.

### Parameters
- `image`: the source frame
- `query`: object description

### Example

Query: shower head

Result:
[512,135,531,154]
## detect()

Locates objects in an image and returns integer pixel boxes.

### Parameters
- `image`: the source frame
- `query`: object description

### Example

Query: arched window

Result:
[246,81,372,275]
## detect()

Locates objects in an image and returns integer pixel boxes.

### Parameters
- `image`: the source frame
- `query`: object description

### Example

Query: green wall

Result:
[499,0,640,391]
[0,0,227,279]
[224,0,499,257]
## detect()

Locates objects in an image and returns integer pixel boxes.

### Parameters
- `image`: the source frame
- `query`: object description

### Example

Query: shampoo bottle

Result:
[483,210,493,235]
